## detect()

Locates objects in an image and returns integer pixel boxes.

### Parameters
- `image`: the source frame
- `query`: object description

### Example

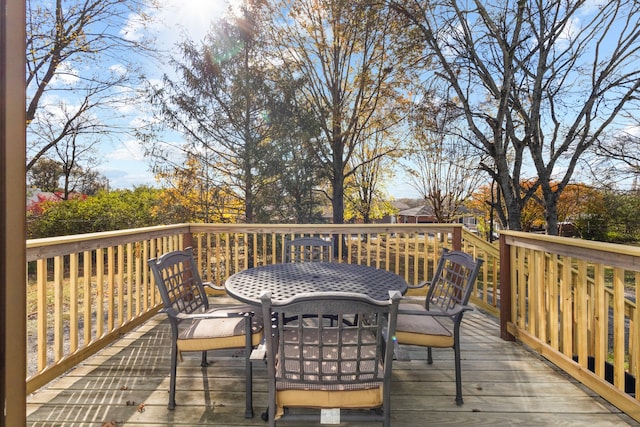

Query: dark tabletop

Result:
[225,262,408,305]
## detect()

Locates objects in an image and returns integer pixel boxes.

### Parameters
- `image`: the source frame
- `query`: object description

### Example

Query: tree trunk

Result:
[332,173,344,224]
[544,193,559,236]
[495,165,523,231]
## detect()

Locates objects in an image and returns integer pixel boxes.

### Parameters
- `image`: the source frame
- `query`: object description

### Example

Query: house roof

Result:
[391,200,411,211]
[397,205,435,217]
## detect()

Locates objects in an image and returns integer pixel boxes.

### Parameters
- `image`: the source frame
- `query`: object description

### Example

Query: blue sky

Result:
[96,1,234,190]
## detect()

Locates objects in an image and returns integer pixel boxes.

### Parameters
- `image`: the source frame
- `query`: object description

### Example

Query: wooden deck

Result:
[26,302,636,426]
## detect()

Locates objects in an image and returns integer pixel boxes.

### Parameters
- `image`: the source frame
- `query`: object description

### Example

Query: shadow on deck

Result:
[26,303,635,426]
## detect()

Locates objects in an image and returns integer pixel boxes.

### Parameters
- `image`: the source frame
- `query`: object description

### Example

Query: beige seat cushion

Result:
[395,303,454,348]
[177,306,263,352]
[275,387,383,419]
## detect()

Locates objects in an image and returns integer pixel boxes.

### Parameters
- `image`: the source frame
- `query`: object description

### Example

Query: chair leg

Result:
[245,352,253,418]
[266,345,276,427]
[427,347,433,364]
[268,402,276,427]
[201,350,208,367]
[244,319,254,418]
[383,391,391,427]
[453,341,463,405]
[168,342,178,410]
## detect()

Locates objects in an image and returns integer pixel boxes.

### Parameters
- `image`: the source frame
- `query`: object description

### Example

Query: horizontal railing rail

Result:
[500,231,639,422]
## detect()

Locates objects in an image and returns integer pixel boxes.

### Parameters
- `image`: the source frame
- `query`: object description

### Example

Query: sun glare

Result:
[152,0,243,48]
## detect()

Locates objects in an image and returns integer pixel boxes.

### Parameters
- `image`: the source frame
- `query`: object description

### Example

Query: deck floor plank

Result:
[27,307,636,426]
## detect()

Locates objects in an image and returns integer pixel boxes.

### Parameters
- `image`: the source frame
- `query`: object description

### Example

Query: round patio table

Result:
[225,262,408,305]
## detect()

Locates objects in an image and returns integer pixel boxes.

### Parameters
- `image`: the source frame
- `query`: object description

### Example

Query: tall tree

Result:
[593,124,640,186]
[271,135,326,223]
[465,182,502,240]
[73,168,109,196]
[26,0,155,171]
[253,73,325,223]
[145,4,290,223]
[264,0,420,224]
[53,129,102,199]
[391,0,640,234]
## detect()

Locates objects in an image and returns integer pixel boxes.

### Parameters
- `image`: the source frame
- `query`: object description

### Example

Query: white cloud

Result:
[128,115,152,128]
[50,62,79,86]
[120,12,147,42]
[99,164,156,190]
[100,140,157,189]
[556,17,581,47]
[34,95,102,124]
[107,139,147,161]
[623,125,640,138]
[109,63,128,77]
[580,0,610,16]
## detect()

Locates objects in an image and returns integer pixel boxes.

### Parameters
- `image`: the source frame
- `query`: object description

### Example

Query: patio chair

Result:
[258,290,401,427]
[394,248,483,405]
[284,236,333,263]
[147,247,263,417]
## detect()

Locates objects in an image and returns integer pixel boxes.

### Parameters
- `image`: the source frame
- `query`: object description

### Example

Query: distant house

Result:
[558,221,578,237]
[26,188,86,214]
[341,200,414,224]
[397,204,481,233]
[397,205,437,224]
[457,208,479,233]
[376,200,411,224]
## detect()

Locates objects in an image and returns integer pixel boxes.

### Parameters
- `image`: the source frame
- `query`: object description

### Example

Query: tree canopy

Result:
[392,0,640,233]
[144,3,324,223]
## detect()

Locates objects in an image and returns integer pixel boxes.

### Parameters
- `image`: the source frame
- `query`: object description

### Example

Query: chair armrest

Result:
[203,281,225,291]
[398,304,473,318]
[164,307,253,320]
[405,280,430,290]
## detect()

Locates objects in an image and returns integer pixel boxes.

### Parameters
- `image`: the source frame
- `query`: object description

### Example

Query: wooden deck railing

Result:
[500,231,639,421]
[26,223,475,394]
[461,230,500,315]
[25,223,638,421]
[26,224,189,393]
[187,223,464,287]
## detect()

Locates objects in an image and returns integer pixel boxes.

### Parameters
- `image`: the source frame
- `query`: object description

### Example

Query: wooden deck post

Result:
[183,230,194,249]
[452,226,462,251]
[499,233,515,341]
[1,0,27,424]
